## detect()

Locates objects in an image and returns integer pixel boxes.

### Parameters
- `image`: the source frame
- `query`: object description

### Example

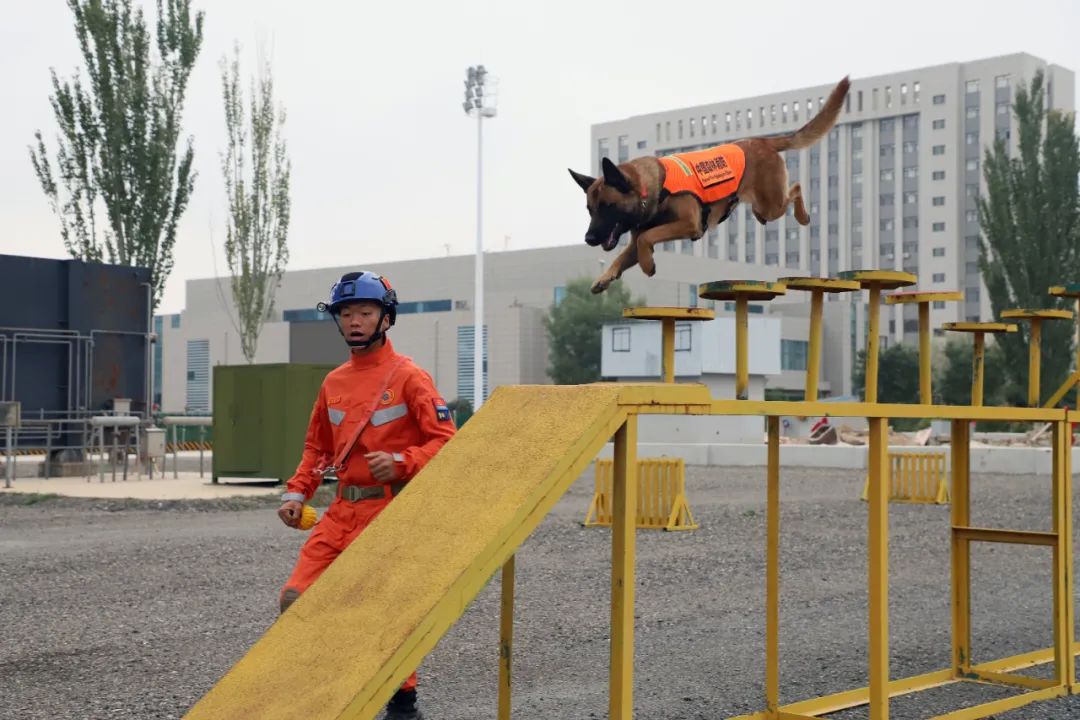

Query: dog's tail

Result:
[765,76,851,152]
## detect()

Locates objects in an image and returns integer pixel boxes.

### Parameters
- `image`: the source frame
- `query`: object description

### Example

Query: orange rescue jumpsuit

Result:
[280,338,456,691]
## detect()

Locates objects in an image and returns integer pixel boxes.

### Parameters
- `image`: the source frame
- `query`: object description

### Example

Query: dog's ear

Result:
[568,169,596,193]
[601,157,632,194]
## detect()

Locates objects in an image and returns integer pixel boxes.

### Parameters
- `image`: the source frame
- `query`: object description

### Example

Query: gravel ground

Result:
[2,466,1079,719]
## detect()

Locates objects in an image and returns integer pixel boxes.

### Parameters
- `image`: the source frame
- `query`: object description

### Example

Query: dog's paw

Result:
[591,278,610,294]
[640,261,657,277]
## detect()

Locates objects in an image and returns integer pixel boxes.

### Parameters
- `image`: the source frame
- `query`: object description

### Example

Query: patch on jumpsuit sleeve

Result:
[328,407,346,425]
[432,398,452,423]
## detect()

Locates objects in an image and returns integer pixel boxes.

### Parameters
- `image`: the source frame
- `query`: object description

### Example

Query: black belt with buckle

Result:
[337,483,405,502]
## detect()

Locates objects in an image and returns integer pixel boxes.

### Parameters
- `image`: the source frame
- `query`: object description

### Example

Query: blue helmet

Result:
[317,271,399,348]
[318,271,398,324]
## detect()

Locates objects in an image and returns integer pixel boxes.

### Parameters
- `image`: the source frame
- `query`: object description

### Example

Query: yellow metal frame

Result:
[838,271,916,403]
[623,307,716,383]
[189,278,1080,720]
[887,290,964,404]
[699,281,787,399]
[585,457,697,531]
[780,277,861,401]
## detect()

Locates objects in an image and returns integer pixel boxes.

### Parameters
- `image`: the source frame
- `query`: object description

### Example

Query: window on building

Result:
[933,301,946,309]
[995,74,1010,89]
[933,196,945,206]
[880,194,894,206]
[885,86,893,108]
[966,184,979,197]
[932,118,945,129]
[852,124,863,139]
[612,326,630,352]
[171,314,181,328]
[553,286,567,306]
[932,247,946,257]
[675,323,692,351]
[765,253,778,265]
[932,145,945,155]
[996,102,1009,116]
[933,222,945,231]
[903,216,919,229]
[965,79,980,93]
[904,191,917,205]
[880,118,894,131]
[665,121,671,141]
[966,209,978,222]
[933,273,946,283]
[933,93,945,105]
[903,166,918,179]
[881,169,894,182]
[900,83,908,104]
[656,123,661,142]
[880,143,895,156]
[903,140,917,153]
[880,219,894,231]
[617,135,629,162]
[781,339,808,371]
[914,81,921,102]
[966,106,978,119]
[966,158,979,171]
[852,172,863,185]
[933,170,946,180]
[853,197,863,211]
[965,132,978,145]
[598,138,609,160]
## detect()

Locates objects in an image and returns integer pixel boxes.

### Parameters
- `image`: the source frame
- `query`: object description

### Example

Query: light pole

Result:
[463,65,497,409]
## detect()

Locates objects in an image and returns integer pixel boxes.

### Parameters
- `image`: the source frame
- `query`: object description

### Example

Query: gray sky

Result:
[4,0,1077,313]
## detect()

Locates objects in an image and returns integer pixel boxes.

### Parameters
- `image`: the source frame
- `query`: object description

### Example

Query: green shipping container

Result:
[212,363,335,484]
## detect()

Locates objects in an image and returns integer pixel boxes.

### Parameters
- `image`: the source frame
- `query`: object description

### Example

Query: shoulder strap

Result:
[324,355,411,476]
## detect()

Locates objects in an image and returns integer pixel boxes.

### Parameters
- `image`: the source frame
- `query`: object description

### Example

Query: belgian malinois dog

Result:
[570,77,850,293]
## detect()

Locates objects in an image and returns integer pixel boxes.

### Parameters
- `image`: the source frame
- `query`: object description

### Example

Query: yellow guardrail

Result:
[862,450,949,504]
[585,457,697,531]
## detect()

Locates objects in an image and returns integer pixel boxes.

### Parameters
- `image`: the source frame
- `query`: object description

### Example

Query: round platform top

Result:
[1000,308,1075,321]
[836,270,917,290]
[698,280,787,302]
[1049,284,1080,299]
[943,322,1018,334]
[622,307,717,322]
[885,290,964,305]
[778,276,861,293]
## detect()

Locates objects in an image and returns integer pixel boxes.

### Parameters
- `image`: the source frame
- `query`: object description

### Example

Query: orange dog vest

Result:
[659,144,746,205]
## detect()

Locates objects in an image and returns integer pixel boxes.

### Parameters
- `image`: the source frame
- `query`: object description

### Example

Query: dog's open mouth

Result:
[602,229,620,252]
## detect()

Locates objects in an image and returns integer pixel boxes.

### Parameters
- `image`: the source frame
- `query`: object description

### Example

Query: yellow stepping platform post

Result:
[1001,308,1074,407]
[698,280,787,399]
[1047,284,1080,408]
[622,307,716,383]
[943,322,1018,406]
[779,277,860,401]
[838,271,916,403]
[886,290,963,405]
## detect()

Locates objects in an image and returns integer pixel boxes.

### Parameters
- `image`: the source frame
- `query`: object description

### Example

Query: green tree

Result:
[935,336,1011,407]
[852,344,921,405]
[544,277,642,384]
[29,0,204,310]
[851,344,922,429]
[221,46,291,363]
[978,70,1080,404]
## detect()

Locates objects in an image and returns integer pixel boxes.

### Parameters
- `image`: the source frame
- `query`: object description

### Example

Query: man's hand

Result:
[278,500,303,527]
[364,451,400,483]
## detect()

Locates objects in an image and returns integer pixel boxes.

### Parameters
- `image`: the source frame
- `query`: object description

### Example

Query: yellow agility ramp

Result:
[185,383,653,720]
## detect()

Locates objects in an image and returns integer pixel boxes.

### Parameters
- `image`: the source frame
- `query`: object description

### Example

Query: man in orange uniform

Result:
[278,271,455,720]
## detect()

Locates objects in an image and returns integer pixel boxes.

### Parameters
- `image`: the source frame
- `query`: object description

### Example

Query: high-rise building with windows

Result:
[591,53,1074,346]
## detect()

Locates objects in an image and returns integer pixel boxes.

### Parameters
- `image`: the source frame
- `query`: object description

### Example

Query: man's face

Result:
[338,301,389,344]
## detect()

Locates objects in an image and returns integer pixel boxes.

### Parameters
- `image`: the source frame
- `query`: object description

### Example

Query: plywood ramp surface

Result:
[185,383,628,720]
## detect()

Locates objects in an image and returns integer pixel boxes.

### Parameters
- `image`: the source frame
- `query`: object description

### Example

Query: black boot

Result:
[384,688,424,720]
